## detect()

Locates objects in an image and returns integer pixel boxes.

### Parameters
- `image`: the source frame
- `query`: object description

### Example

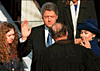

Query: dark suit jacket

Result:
[36,40,100,71]
[57,0,97,41]
[18,24,46,71]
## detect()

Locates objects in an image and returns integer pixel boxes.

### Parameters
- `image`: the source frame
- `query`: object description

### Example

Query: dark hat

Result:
[77,19,100,34]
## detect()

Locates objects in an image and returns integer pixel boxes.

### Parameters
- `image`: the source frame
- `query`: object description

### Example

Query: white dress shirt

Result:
[70,0,80,39]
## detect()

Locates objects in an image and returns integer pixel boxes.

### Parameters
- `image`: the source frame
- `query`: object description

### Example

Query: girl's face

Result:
[6,29,15,44]
[80,30,96,41]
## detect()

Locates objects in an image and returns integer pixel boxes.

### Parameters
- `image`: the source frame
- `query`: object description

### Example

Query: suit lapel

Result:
[77,1,87,23]
[63,5,73,28]
[38,25,46,48]
[63,2,87,28]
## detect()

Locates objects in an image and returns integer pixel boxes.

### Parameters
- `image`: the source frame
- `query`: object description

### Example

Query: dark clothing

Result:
[0,47,24,71]
[57,0,97,41]
[18,24,46,71]
[36,40,100,71]
[90,38,100,58]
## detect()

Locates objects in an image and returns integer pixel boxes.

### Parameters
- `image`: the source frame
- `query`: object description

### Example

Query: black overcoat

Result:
[57,0,97,40]
[36,40,100,71]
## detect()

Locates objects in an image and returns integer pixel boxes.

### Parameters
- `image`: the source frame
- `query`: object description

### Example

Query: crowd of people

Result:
[0,0,100,71]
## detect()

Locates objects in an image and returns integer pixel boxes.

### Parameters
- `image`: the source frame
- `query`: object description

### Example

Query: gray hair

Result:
[41,2,58,16]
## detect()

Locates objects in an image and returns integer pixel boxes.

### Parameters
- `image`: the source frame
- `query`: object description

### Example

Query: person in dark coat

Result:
[57,0,97,41]
[35,22,100,71]
[18,2,58,71]
[75,19,100,58]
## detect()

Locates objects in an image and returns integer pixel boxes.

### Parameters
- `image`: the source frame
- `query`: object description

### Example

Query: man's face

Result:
[6,29,15,44]
[43,10,58,28]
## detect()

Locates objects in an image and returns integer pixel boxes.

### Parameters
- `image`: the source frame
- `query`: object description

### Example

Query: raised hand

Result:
[21,20,32,41]
[81,37,91,49]
[74,38,82,44]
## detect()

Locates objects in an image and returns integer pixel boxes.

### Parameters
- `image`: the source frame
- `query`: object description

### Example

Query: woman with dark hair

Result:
[75,19,100,58]
[57,0,97,41]
[0,22,24,71]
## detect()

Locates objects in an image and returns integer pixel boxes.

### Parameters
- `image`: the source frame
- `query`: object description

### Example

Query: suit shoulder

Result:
[31,24,44,32]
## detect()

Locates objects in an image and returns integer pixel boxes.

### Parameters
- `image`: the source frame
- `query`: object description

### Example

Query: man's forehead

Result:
[43,10,56,14]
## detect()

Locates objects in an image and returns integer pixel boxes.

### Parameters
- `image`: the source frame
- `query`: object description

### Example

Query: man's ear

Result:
[92,34,96,37]
[56,15,58,19]
[66,31,68,36]
[92,34,96,39]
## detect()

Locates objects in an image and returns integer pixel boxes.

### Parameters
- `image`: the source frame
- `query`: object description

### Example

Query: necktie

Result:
[46,32,52,47]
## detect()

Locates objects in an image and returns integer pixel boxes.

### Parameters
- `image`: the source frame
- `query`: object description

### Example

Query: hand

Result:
[81,37,91,49]
[21,20,32,41]
[74,38,82,44]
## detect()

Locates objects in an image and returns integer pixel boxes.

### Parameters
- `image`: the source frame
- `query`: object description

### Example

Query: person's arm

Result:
[75,38,91,49]
[18,20,33,57]
[18,34,33,58]
[74,38,82,44]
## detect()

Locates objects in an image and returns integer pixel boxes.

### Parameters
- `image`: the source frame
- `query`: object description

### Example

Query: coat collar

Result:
[56,39,71,44]
[90,37,98,47]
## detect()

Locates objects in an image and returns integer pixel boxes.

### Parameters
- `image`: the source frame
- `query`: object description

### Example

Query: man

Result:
[36,23,100,71]
[18,2,58,71]
[57,0,97,41]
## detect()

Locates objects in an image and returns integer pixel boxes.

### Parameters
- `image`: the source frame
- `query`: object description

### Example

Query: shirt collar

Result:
[70,0,80,6]
[45,25,49,31]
